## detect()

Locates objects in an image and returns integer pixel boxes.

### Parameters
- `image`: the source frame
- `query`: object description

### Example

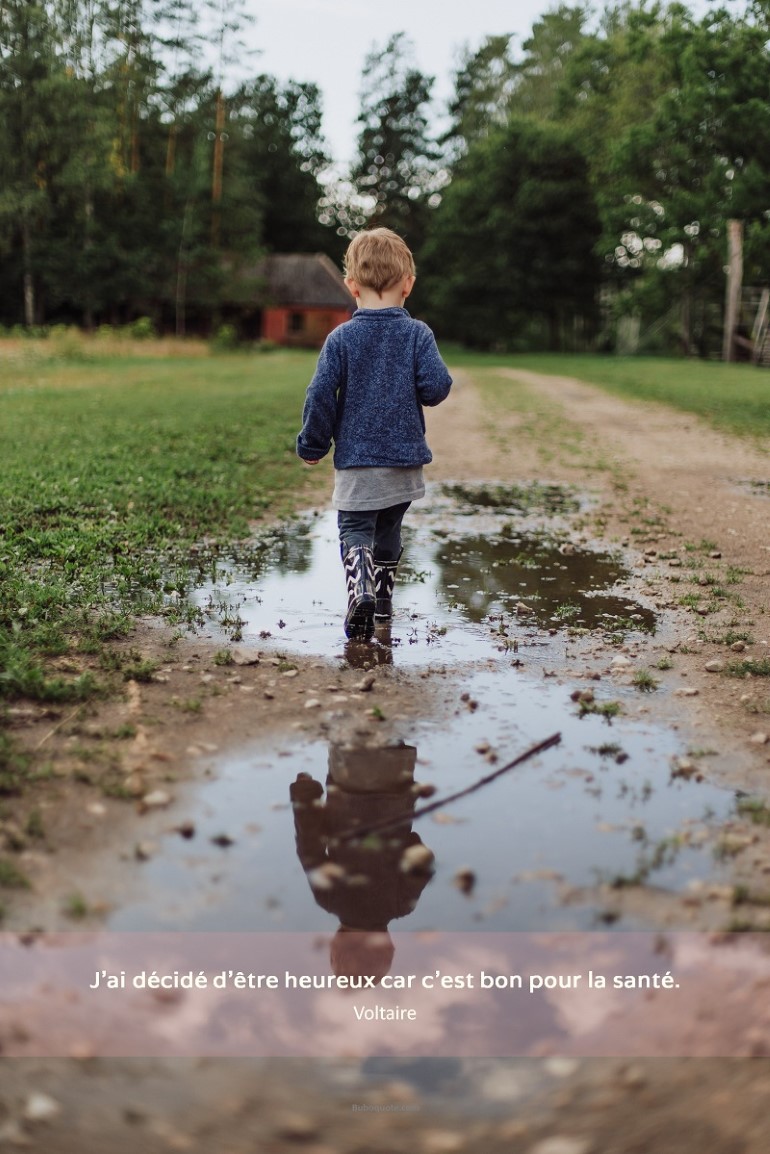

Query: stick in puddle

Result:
[337,731,562,842]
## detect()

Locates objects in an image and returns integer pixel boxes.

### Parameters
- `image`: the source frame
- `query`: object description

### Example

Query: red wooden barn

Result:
[255,253,354,347]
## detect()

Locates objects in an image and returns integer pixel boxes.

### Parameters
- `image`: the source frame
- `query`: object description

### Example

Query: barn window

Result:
[289,311,305,332]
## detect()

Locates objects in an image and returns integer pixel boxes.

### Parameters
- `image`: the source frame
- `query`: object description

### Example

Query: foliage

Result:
[349,33,441,250]
[419,119,602,349]
[428,2,770,354]
[0,2,335,330]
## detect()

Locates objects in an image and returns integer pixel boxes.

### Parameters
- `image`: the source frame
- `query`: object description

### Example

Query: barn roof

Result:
[253,253,354,310]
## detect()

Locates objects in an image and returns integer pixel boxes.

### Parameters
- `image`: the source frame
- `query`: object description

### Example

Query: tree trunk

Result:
[21,217,35,327]
[176,201,191,338]
[211,89,225,247]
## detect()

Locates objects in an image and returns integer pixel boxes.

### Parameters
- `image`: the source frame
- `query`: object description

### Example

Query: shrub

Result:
[211,323,239,351]
[131,316,156,340]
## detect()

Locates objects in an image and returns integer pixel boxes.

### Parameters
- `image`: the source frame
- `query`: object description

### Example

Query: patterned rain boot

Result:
[342,544,376,640]
[373,551,401,621]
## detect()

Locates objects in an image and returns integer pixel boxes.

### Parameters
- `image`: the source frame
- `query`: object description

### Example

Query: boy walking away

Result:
[297,228,452,640]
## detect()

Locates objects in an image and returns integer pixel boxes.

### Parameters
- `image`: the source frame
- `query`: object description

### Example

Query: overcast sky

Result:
[239,0,712,165]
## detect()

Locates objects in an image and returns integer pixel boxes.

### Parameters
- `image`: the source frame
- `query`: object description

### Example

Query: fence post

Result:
[722,219,743,362]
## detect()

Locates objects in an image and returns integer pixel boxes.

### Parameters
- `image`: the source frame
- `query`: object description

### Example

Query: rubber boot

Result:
[342,544,376,640]
[373,550,401,621]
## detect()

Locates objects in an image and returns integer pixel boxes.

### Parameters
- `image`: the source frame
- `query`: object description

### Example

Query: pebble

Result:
[199,673,215,683]
[176,821,196,839]
[610,656,631,669]
[705,660,725,672]
[749,732,769,745]
[282,669,299,678]
[124,774,145,797]
[674,687,699,696]
[210,833,235,847]
[356,674,376,692]
[731,641,747,652]
[304,699,321,709]
[264,690,275,700]
[528,1139,591,1154]
[231,647,261,665]
[421,1132,465,1153]
[545,1058,579,1078]
[621,1064,648,1089]
[474,741,491,754]
[400,844,434,874]
[140,789,173,810]
[23,1093,62,1122]
[453,867,476,895]
[134,841,156,861]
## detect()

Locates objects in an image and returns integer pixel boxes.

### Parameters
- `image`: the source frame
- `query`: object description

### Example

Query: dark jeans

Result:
[338,502,410,562]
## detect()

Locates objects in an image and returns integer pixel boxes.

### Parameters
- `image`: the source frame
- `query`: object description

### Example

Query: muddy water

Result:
[110,486,731,933]
[189,486,654,664]
[111,665,729,932]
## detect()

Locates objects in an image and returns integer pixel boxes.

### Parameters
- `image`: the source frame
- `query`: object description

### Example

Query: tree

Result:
[599,5,770,352]
[231,76,331,254]
[419,118,602,349]
[350,33,440,250]
[444,34,516,158]
[508,5,589,120]
[0,1,58,324]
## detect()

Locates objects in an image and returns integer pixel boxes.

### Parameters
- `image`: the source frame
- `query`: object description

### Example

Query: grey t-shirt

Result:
[332,466,425,512]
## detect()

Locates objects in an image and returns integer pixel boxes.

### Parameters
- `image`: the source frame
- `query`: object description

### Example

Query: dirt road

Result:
[2,366,770,1151]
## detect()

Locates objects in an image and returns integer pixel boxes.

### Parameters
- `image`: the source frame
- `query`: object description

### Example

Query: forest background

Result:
[2,0,770,355]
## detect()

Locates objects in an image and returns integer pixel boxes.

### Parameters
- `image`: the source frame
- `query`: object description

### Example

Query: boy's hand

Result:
[302,459,320,466]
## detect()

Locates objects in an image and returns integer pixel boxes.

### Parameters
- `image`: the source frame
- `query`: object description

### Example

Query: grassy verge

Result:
[443,348,770,440]
[0,344,316,709]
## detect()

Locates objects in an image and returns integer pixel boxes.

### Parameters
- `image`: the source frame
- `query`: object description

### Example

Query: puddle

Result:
[735,478,770,498]
[187,483,655,665]
[110,667,731,933]
[440,481,581,515]
[106,484,733,936]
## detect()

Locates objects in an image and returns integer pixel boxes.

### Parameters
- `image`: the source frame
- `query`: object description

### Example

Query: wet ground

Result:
[108,484,732,934]
[189,483,655,664]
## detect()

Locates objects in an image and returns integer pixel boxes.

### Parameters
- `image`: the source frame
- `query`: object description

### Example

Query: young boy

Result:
[296,228,452,640]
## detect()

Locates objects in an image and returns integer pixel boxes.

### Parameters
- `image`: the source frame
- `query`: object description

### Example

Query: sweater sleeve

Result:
[414,323,452,407]
[296,333,343,461]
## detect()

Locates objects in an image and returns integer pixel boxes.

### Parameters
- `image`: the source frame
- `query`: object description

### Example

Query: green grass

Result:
[0,347,316,715]
[444,350,770,440]
[727,659,770,678]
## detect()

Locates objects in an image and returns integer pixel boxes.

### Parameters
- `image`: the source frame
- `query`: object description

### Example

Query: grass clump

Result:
[736,798,770,826]
[0,858,31,889]
[578,699,622,721]
[727,659,770,678]
[632,669,659,692]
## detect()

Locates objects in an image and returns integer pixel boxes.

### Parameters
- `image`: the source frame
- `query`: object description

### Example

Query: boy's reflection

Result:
[290,743,434,978]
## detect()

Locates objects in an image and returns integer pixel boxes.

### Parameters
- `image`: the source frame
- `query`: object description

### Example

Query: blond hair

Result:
[344,228,416,295]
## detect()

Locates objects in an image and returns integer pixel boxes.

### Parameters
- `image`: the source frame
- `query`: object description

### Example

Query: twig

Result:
[338,731,561,842]
[33,704,86,751]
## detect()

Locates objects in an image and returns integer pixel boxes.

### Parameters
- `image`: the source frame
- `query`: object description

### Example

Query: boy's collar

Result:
[352,306,410,318]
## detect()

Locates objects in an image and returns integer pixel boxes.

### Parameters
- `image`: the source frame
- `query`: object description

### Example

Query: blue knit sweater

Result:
[296,307,452,468]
